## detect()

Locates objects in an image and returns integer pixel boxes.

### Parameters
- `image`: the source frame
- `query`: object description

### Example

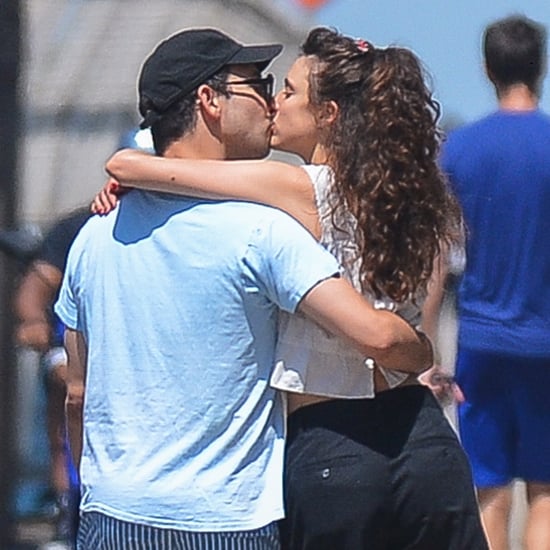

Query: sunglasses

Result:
[226,73,275,103]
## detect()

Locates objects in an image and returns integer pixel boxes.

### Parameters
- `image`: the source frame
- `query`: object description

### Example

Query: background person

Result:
[441,14,550,550]
[14,207,90,549]
[13,128,153,550]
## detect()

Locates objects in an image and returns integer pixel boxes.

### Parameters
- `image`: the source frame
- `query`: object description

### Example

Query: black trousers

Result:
[280,385,488,550]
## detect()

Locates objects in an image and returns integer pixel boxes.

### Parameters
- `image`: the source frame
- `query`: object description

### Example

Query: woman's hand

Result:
[419,365,464,406]
[91,177,128,215]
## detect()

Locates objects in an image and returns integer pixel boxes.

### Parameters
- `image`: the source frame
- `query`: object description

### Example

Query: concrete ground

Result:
[14,519,56,549]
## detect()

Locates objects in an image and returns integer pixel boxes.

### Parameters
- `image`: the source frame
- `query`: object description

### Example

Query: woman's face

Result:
[271,56,320,161]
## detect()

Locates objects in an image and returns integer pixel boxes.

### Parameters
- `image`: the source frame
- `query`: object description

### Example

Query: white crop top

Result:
[271,164,424,398]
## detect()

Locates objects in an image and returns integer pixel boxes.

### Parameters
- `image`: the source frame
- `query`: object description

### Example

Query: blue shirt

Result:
[55,190,339,531]
[441,110,550,356]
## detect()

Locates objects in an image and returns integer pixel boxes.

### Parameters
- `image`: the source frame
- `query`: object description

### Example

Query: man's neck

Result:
[498,84,539,112]
[163,121,226,160]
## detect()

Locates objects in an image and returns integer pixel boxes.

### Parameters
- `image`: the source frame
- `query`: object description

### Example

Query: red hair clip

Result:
[355,38,371,53]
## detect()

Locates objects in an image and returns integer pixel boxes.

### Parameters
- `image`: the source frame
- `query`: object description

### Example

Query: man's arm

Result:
[14,262,62,352]
[299,277,433,374]
[64,328,87,470]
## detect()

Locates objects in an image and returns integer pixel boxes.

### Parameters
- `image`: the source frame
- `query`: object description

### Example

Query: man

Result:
[55,29,431,548]
[441,15,550,550]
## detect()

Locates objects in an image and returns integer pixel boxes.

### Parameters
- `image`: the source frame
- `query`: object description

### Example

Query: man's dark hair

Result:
[484,15,547,95]
[141,68,229,155]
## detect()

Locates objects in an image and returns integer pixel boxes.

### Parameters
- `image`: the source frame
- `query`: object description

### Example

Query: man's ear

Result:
[484,64,502,96]
[316,99,339,128]
[484,63,496,84]
[196,84,222,120]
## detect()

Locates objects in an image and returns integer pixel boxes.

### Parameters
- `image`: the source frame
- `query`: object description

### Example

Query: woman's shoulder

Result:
[299,164,335,213]
[299,163,333,185]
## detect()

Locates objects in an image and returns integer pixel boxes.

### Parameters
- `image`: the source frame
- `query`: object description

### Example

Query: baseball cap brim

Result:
[228,44,283,70]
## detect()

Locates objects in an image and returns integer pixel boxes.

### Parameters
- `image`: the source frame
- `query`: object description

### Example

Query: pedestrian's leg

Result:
[46,369,69,494]
[524,482,550,550]
[45,366,76,544]
[478,486,513,550]
[515,358,550,550]
[455,350,515,549]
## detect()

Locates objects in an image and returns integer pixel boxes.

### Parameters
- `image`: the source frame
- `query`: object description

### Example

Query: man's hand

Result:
[15,319,51,352]
[44,346,69,386]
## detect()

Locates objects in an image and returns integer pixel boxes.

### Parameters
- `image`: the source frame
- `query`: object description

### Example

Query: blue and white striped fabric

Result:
[77,512,280,550]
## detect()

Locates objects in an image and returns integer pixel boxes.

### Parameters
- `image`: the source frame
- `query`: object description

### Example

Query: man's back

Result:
[442,110,550,354]
[55,190,338,531]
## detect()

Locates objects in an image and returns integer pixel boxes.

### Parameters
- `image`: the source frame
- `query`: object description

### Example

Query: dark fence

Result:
[0,1,21,546]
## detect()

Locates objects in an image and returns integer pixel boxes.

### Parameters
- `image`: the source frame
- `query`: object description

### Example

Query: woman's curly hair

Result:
[302,27,462,302]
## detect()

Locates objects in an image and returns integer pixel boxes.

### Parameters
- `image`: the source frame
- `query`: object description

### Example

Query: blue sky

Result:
[282,0,550,126]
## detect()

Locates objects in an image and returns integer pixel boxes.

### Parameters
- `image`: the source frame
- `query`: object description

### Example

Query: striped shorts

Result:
[77,511,280,550]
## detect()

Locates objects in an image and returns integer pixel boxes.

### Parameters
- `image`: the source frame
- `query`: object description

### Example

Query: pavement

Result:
[12,517,66,550]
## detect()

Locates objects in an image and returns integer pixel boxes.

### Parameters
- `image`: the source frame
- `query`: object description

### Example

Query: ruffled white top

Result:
[271,164,424,398]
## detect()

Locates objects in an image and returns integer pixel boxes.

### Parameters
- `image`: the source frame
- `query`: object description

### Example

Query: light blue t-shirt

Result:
[55,190,339,531]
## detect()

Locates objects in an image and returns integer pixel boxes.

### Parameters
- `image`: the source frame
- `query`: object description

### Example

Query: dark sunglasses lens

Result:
[251,82,265,99]
[250,75,273,102]
[263,74,274,101]
[228,75,274,102]
[252,79,272,101]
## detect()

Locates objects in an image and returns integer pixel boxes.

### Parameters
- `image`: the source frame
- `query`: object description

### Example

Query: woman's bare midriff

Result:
[286,370,421,414]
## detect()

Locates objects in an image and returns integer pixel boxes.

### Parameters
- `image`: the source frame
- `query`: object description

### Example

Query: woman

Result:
[95,27,487,550]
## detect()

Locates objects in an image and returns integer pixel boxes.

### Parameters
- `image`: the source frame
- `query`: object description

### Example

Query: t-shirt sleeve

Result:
[244,211,340,313]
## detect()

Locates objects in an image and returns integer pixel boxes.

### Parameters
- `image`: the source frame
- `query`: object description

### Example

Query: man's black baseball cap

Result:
[138,28,282,128]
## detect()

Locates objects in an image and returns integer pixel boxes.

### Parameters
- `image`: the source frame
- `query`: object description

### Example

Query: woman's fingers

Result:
[91,179,122,214]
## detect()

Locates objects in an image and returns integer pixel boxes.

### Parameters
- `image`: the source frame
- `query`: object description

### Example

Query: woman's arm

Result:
[105,149,320,235]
